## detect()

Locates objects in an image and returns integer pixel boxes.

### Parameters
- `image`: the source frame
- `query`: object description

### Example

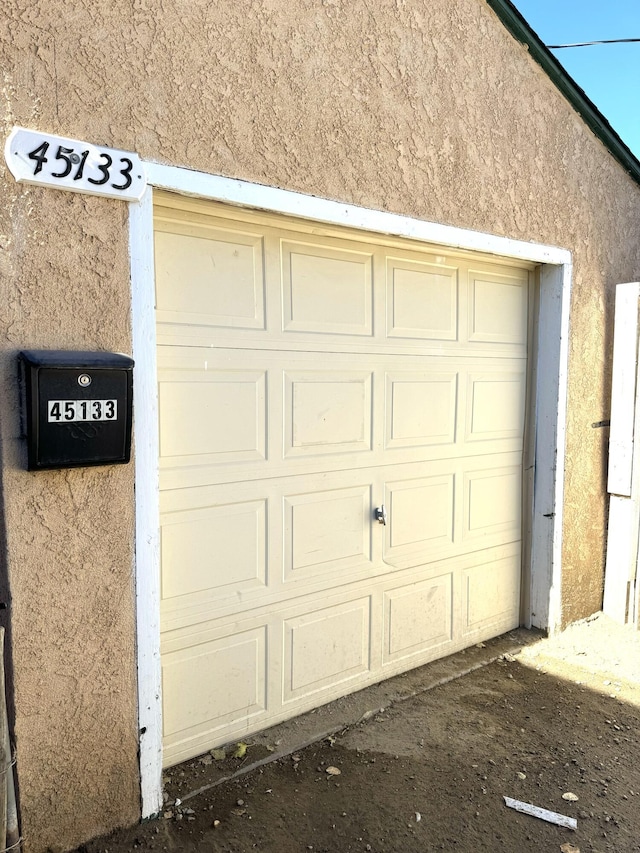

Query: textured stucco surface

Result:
[1,0,640,850]
[0,185,140,847]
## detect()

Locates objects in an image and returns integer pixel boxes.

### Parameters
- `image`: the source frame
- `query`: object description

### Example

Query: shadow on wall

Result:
[0,413,20,845]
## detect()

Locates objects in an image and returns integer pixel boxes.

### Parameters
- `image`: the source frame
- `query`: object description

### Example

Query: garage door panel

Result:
[158,461,521,632]
[386,256,458,341]
[463,465,522,542]
[283,597,371,702]
[158,368,266,467]
[466,370,526,442]
[468,269,528,346]
[154,220,265,331]
[283,485,373,580]
[160,500,267,603]
[284,370,373,457]
[156,350,526,491]
[282,240,373,336]
[462,553,521,635]
[162,625,267,763]
[383,573,453,664]
[384,475,455,565]
[385,371,458,449]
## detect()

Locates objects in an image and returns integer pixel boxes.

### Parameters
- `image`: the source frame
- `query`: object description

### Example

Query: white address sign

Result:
[48,399,118,423]
[4,127,146,201]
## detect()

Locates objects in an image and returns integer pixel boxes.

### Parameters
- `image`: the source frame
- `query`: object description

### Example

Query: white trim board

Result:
[130,164,571,818]
[604,282,640,625]
[130,187,163,819]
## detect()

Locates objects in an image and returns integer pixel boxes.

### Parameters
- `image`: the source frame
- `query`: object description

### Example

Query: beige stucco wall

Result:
[1,0,640,850]
[0,192,140,846]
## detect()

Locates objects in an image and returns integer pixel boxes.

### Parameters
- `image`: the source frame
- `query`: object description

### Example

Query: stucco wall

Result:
[0,190,140,846]
[2,0,640,850]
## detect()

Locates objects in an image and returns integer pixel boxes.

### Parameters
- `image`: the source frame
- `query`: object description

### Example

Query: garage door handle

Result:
[374,505,387,525]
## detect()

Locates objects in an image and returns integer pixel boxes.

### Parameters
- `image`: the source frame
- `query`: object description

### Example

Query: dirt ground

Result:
[77,614,640,853]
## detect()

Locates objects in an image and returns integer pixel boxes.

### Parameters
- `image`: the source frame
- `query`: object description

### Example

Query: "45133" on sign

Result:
[4,126,146,201]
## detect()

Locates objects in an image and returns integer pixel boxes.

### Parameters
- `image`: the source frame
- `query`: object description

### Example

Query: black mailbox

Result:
[20,350,134,470]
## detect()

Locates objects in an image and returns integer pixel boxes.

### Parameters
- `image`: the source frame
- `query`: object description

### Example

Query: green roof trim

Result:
[486,0,640,187]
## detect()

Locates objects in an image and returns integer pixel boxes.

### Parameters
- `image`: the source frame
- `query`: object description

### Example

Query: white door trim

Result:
[130,164,571,817]
[130,186,163,818]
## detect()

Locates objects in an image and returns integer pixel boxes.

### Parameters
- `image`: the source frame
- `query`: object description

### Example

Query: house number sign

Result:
[47,399,118,423]
[4,126,146,201]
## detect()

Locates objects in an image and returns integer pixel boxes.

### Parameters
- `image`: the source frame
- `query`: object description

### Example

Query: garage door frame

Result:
[129,165,572,818]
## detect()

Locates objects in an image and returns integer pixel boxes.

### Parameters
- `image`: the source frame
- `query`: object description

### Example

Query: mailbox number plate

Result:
[48,399,118,423]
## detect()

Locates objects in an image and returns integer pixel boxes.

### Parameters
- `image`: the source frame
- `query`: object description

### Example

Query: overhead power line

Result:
[547,38,640,49]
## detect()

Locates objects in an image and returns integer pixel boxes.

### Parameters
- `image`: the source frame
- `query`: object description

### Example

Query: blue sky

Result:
[512,1,640,157]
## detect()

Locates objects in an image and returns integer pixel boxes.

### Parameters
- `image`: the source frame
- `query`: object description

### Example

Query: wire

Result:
[547,38,640,49]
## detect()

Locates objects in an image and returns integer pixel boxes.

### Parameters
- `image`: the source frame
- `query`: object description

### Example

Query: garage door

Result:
[154,193,531,766]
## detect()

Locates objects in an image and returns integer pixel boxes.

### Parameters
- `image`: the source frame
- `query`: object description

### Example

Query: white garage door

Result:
[154,193,531,766]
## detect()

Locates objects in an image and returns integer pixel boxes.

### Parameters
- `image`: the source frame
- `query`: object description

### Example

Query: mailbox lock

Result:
[77,373,92,387]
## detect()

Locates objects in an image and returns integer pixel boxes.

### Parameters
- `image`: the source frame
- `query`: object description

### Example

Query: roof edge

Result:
[486,0,640,187]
